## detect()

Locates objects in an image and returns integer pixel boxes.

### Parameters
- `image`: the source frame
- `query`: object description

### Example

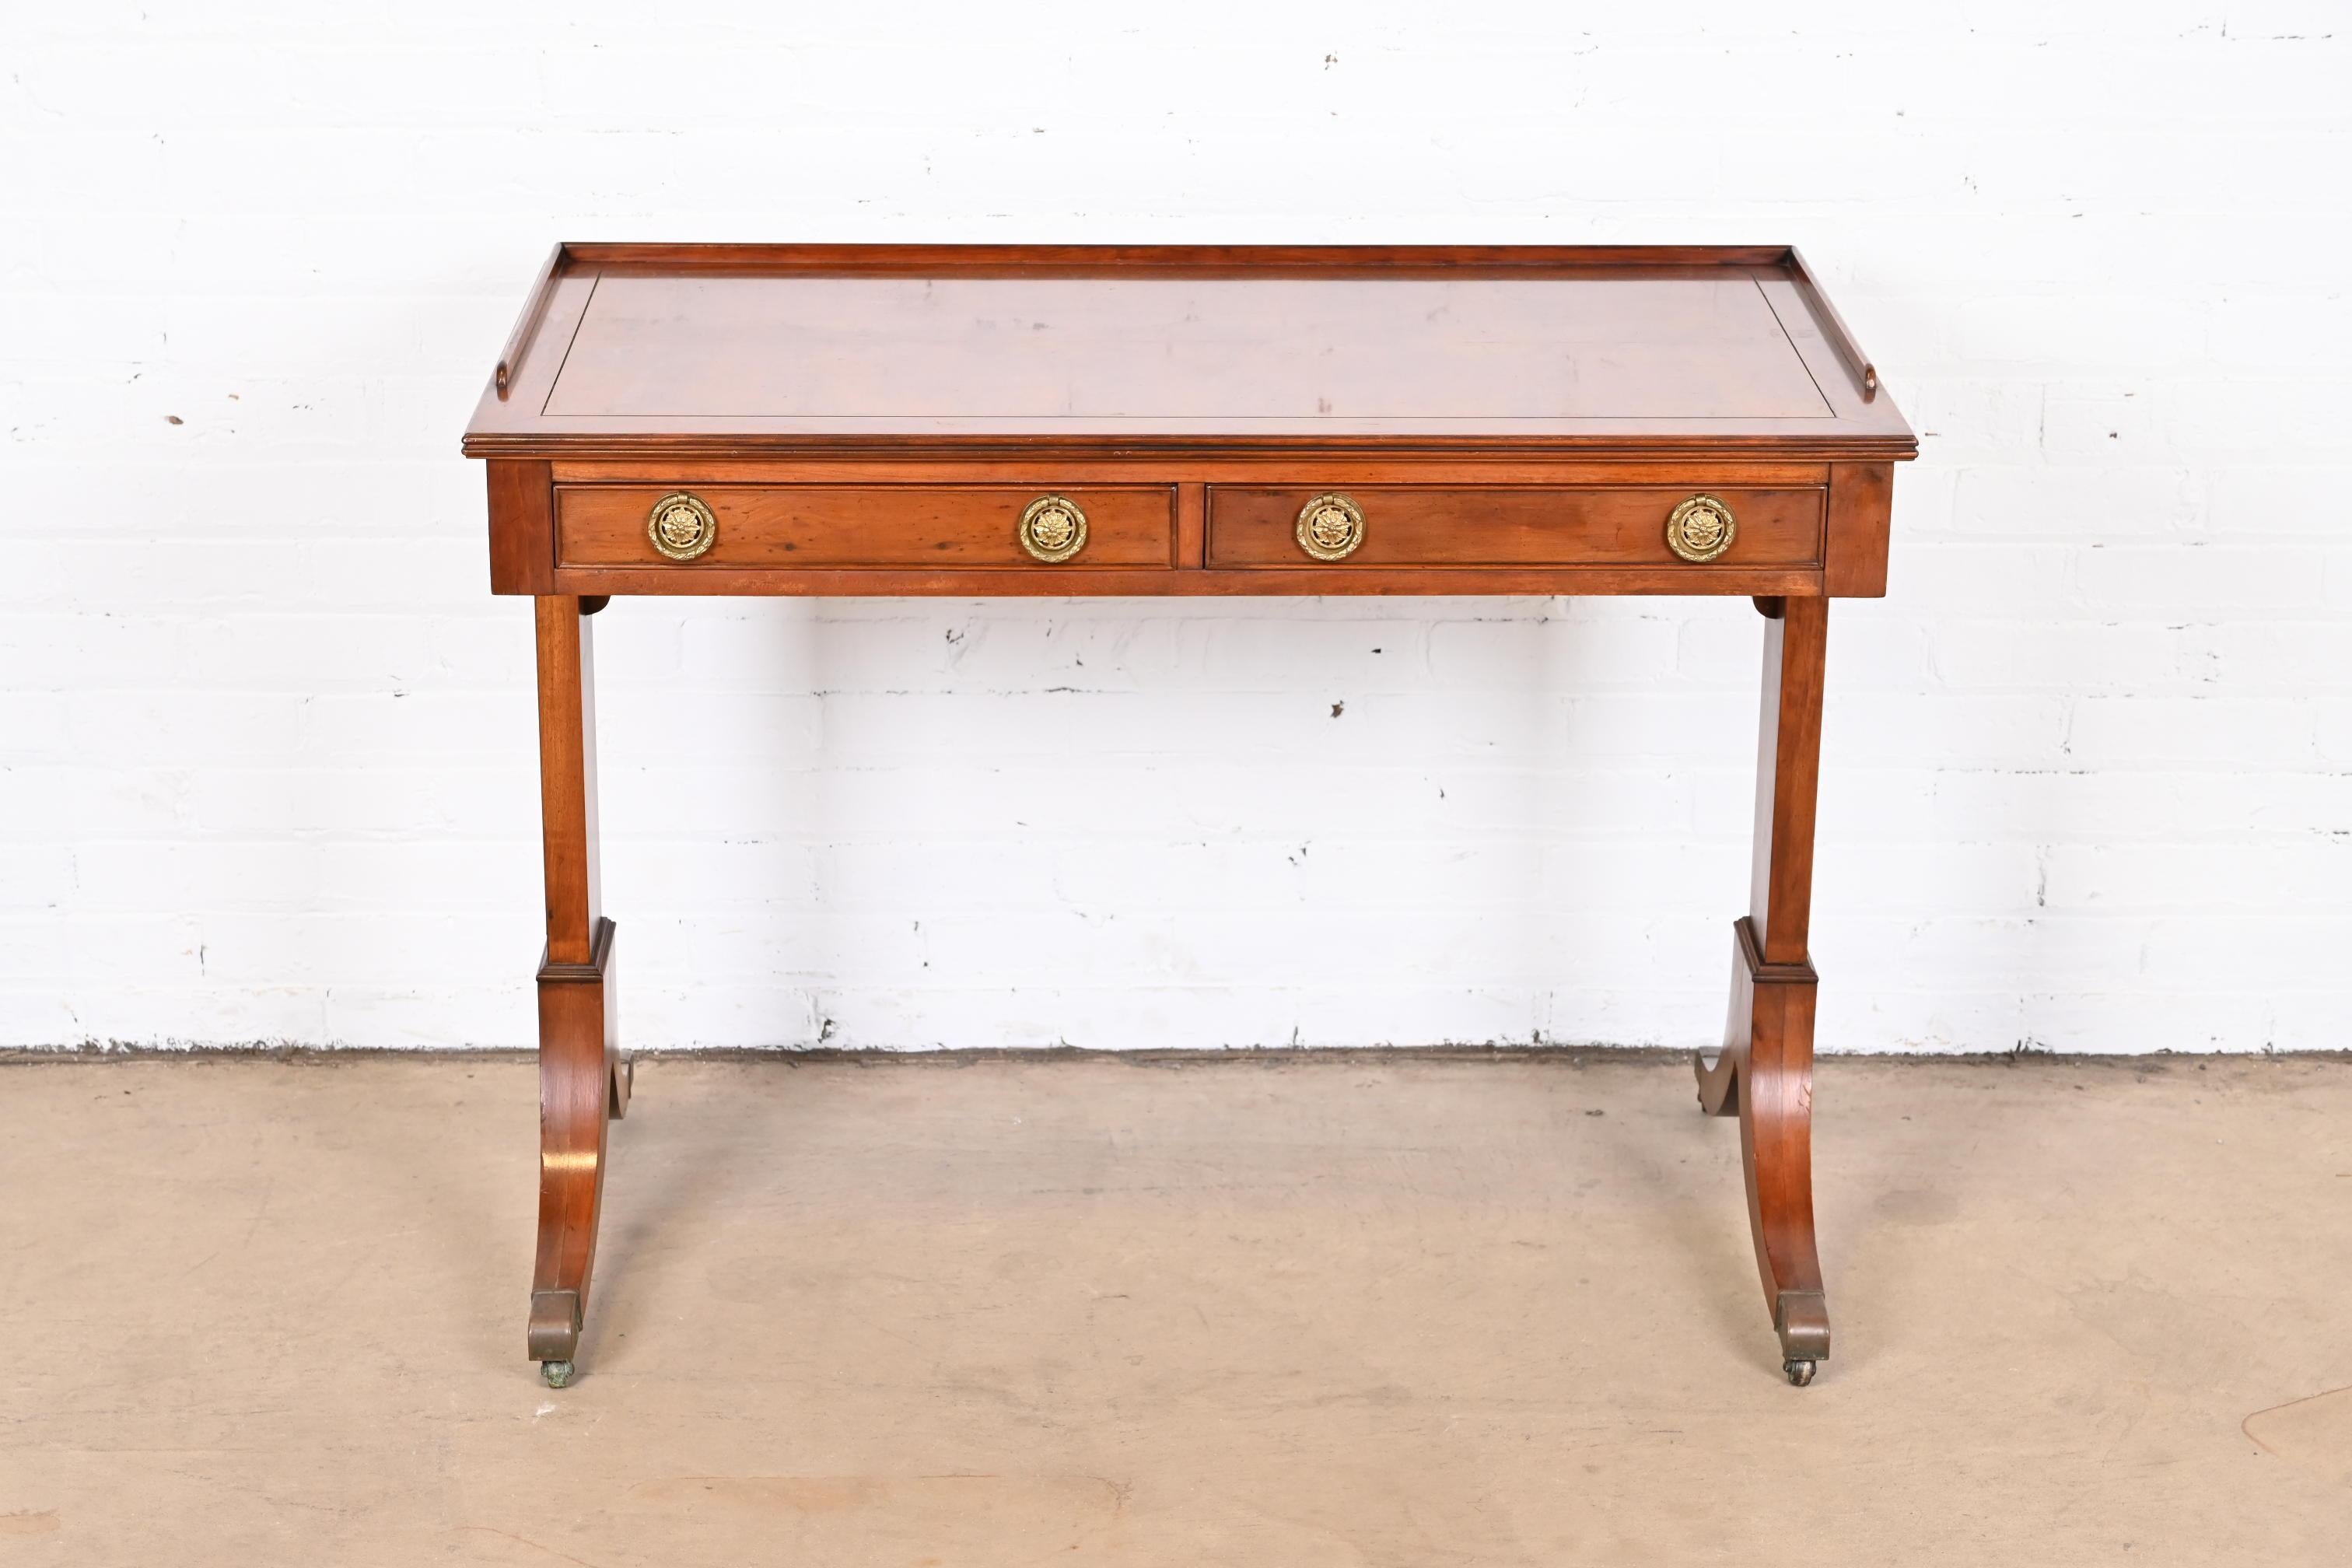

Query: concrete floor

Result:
[2,1052,2348,1566]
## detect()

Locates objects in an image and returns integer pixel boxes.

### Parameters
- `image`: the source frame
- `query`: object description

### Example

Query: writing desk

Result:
[464,243,1916,1388]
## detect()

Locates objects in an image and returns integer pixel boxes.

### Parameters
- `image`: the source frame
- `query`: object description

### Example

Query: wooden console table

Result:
[464,243,1916,1388]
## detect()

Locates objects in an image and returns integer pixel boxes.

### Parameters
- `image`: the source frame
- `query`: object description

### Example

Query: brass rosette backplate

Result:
[646,492,719,561]
[1294,492,1366,562]
[1019,495,1089,563]
[1664,494,1736,563]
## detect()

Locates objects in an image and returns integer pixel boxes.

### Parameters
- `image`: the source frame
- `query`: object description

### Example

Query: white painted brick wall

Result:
[3,2,2347,1053]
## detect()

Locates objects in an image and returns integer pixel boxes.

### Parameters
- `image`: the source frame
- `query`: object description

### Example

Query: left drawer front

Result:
[555,485,1176,569]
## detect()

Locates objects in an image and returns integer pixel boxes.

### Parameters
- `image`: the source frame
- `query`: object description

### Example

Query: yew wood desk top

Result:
[464,243,1916,1390]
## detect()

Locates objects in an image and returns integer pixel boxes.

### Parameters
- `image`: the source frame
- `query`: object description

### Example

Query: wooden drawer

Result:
[555,485,1176,569]
[1205,486,1824,569]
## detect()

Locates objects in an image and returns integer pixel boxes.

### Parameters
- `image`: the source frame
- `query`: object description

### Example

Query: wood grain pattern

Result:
[555,485,1175,569]
[464,243,1916,460]
[1696,594,1833,1381]
[561,241,1804,274]
[527,596,621,1377]
[485,460,554,594]
[1174,483,1208,569]
[1785,246,1879,401]
[548,457,1836,488]
[541,564,1831,600]
[476,243,1915,1384]
[530,915,618,1370]
[1748,598,1828,964]
[533,598,600,965]
[1824,462,1895,597]
[1704,916,1829,1376]
[541,273,1832,423]
[526,463,1845,599]
[495,243,566,399]
[1206,485,1823,569]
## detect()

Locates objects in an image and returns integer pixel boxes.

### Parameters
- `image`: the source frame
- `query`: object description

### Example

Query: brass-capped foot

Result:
[1774,1288,1831,1373]
[527,1288,583,1363]
[541,1360,576,1389]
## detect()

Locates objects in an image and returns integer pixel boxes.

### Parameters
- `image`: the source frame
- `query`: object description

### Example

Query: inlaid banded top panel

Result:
[548,273,1829,421]
[464,245,1916,455]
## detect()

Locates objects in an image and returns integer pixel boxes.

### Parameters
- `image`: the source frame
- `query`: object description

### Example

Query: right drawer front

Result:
[1205,487,1825,569]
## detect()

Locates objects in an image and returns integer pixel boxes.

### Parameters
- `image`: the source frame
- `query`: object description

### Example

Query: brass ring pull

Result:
[1665,494,1736,563]
[1295,492,1366,562]
[646,492,718,561]
[1018,495,1088,562]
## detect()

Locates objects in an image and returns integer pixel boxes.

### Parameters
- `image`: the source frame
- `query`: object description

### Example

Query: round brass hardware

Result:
[1018,494,1088,563]
[1295,492,1366,562]
[1664,494,1737,563]
[646,492,719,561]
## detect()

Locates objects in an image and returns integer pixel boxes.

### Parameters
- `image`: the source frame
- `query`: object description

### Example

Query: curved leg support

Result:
[1692,1046,1740,1118]
[610,1054,634,1120]
[1700,597,1833,1382]
[527,597,623,1384]
[1700,919,1829,1379]
[530,918,618,1372]
[1727,917,1829,1381]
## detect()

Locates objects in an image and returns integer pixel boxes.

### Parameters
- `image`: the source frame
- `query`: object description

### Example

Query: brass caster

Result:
[1783,1358,1817,1388]
[541,1360,576,1389]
